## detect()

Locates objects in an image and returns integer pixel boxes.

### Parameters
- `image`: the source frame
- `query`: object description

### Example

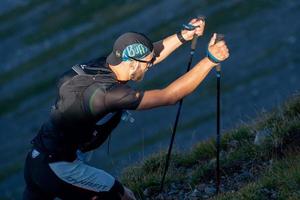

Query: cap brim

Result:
[106,52,122,66]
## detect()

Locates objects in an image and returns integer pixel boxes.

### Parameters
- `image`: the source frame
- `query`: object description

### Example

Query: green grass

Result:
[23,0,119,44]
[120,93,300,198]
[0,0,159,116]
[142,0,287,107]
[0,162,23,182]
[149,0,282,41]
[121,151,186,198]
[0,77,56,116]
[23,0,159,45]
[206,0,281,32]
[186,46,299,107]
[0,0,156,86]
[0,0,47,39]
[212,154,300,200]
[0,0,45,23]
[0,0,287,117]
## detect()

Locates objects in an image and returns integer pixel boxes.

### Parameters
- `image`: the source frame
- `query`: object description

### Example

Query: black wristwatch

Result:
[176,31,188,44]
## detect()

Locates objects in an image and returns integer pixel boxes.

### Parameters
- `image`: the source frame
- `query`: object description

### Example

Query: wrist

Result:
[181,30,191,41]
[204,57,218,67]
[206,49,221,64]
[176,31,188,44]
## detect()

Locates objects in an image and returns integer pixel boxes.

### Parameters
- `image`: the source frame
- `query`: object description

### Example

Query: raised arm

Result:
[152,18,205,65]
[137,33,229,110]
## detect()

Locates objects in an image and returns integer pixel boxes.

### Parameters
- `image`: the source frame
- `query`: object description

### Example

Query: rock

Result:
[220,150,227,158]
[170,183,177,190]
[196,183,206,191]
[228,140,239,149]
[204,186,216,195]
[254,129,272,145]
[143,186,160,197]
[208,158,216,166]
[271,192,277,199]
[235,171,254,182]
[190,189,202,197]
[178,191,185,199]
[155,193,165,200]
[143,188,152,197]
[182,183,191,191]
[167,190,178,196]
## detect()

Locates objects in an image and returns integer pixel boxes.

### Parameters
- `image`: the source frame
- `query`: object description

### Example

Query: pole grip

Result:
[191,36,198,50]
[215,34,224,43]
[190,16,205,50]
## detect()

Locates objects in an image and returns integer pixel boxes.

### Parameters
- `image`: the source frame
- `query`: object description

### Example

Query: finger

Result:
[209,33,217,46]
[191,20,204,27]
[197,15,206,21]
[190,18,197,24]
[221,46,228,52]
[195,31,202,35]
[195,27,203,33]
[216,41,225,47]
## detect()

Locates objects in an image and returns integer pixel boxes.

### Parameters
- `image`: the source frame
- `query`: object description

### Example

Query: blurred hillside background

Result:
[0,0,299,199]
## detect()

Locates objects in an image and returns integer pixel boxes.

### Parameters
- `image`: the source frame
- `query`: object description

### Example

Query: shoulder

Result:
[108,84,142,98]
[105,84,144,110]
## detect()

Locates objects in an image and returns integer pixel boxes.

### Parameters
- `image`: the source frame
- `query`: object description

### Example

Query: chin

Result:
[136,76,144,82]
[133,74,145,82]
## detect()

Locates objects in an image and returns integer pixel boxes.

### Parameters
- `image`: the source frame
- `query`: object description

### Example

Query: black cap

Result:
[106,32,153,66]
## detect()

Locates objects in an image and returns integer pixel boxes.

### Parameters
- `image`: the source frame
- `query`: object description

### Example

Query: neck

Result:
[108,63,129,82]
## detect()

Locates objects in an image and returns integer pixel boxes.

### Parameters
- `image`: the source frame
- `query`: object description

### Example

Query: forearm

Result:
[164,57,216,103]
[153,33,183,64]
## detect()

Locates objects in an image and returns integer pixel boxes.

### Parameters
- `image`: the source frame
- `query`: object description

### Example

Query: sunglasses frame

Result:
[128,54,156,70]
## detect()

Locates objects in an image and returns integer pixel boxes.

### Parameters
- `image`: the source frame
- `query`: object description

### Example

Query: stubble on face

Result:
[131,63,145,82]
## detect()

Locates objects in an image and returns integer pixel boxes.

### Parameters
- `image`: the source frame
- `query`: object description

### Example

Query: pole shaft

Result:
[216,65,221,194]
[160,99,183,191]
[160,37,198,192]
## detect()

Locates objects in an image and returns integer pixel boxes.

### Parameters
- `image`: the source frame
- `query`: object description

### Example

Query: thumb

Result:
[208,33,217,47]
[189,18,197,24]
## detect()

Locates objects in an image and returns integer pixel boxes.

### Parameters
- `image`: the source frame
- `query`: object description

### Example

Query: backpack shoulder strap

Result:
[72,64,86,75]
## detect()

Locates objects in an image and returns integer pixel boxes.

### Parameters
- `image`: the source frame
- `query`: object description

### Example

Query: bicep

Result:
[136,89,174,110]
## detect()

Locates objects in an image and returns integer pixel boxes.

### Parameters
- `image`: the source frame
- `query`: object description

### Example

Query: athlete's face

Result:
[130,53,154,82]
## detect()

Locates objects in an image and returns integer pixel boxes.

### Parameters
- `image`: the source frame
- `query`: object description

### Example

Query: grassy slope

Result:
[0,0,282,117]
[0,0,157,116]
[120,93,300,199]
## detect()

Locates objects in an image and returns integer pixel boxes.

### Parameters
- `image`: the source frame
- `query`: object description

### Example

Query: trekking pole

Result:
[160,17,204,191]
[216,63,221,194]
[214,34,224,194]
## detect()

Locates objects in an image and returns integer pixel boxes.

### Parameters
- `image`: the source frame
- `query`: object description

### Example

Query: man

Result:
[23,17,229,200]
